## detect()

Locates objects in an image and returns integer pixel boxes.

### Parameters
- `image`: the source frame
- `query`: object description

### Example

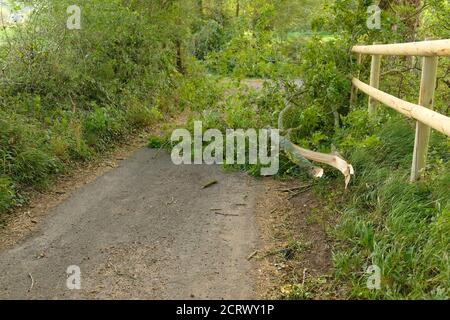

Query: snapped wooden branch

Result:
[279,98,354,188]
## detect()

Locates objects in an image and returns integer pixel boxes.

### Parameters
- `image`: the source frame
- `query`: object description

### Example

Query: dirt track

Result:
[0,148,264,299]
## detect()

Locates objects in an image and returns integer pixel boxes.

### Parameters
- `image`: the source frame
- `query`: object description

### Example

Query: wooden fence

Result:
[350,39,450,182]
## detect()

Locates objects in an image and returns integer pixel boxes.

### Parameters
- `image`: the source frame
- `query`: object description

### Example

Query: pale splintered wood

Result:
[411,56,439,182]
[280,137,354,188]
[368,54,382,114]
[352,78,450,137]
[279,99,354,188]
[352,39,450,57]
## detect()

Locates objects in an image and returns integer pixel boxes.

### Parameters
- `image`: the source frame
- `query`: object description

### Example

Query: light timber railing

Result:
[350,39,450,182]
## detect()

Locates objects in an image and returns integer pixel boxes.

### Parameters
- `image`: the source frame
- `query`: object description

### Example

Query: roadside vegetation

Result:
[0,0,216,217]
[178,0,450,299]
[0,0,449,299]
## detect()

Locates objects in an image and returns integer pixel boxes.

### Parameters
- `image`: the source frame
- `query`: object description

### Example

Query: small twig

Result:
[287,187,312,200]
[259,248,286,259]
[247,250,259,261]
[381,66,421,76]
[28,273,34,292]
[277,185,311,193]
[201,180,218,189]
[281,125,303,137]
[302,268,308,285]
[214,212,239,217]
[165,197,176,205]
[69,94,76,113]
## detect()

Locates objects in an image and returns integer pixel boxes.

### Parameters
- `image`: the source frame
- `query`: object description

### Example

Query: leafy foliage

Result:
[184,0,450,299]
[0,0,201,215]
[0,0,448,299]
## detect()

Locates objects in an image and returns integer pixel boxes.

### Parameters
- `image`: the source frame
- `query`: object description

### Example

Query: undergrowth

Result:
[329,115,449,299]
[0,0,208,222]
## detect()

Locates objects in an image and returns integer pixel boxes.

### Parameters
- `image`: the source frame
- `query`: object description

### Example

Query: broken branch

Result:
[278,98,354,188]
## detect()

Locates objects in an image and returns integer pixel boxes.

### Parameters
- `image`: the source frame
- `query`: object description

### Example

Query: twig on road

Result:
[28,273,34,292]
[247,250,259,261]
[201,180,218,189]
[214,212,239,217]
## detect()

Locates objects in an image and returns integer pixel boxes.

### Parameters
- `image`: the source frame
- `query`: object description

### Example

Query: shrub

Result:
[0,177,15,214]
[0,0,195,215]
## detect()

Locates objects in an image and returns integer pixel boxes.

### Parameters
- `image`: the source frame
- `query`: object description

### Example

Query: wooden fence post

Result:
[368,51,382,114]
[410,55,439,182]
[350,53,362,106]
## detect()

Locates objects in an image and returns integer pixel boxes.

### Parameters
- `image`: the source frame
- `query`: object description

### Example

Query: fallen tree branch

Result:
[280,136,324,178]
[279,98,354,188]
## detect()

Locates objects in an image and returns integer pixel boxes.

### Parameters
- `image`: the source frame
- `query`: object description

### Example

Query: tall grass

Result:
[331,115,449,299]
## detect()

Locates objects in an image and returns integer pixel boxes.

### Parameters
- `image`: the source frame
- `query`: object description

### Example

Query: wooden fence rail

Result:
[351,39,450,182]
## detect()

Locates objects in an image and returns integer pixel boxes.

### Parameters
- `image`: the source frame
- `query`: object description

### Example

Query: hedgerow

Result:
[0,0,202,220]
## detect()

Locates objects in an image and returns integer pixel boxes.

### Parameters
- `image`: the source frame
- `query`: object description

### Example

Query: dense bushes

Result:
[186,0,449,299]
[283,1,449,298]
[0,177,16,213]
[191,19,226,61]
[0,0,196,219]
[293,1,449,298]
[205,30,286,78]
